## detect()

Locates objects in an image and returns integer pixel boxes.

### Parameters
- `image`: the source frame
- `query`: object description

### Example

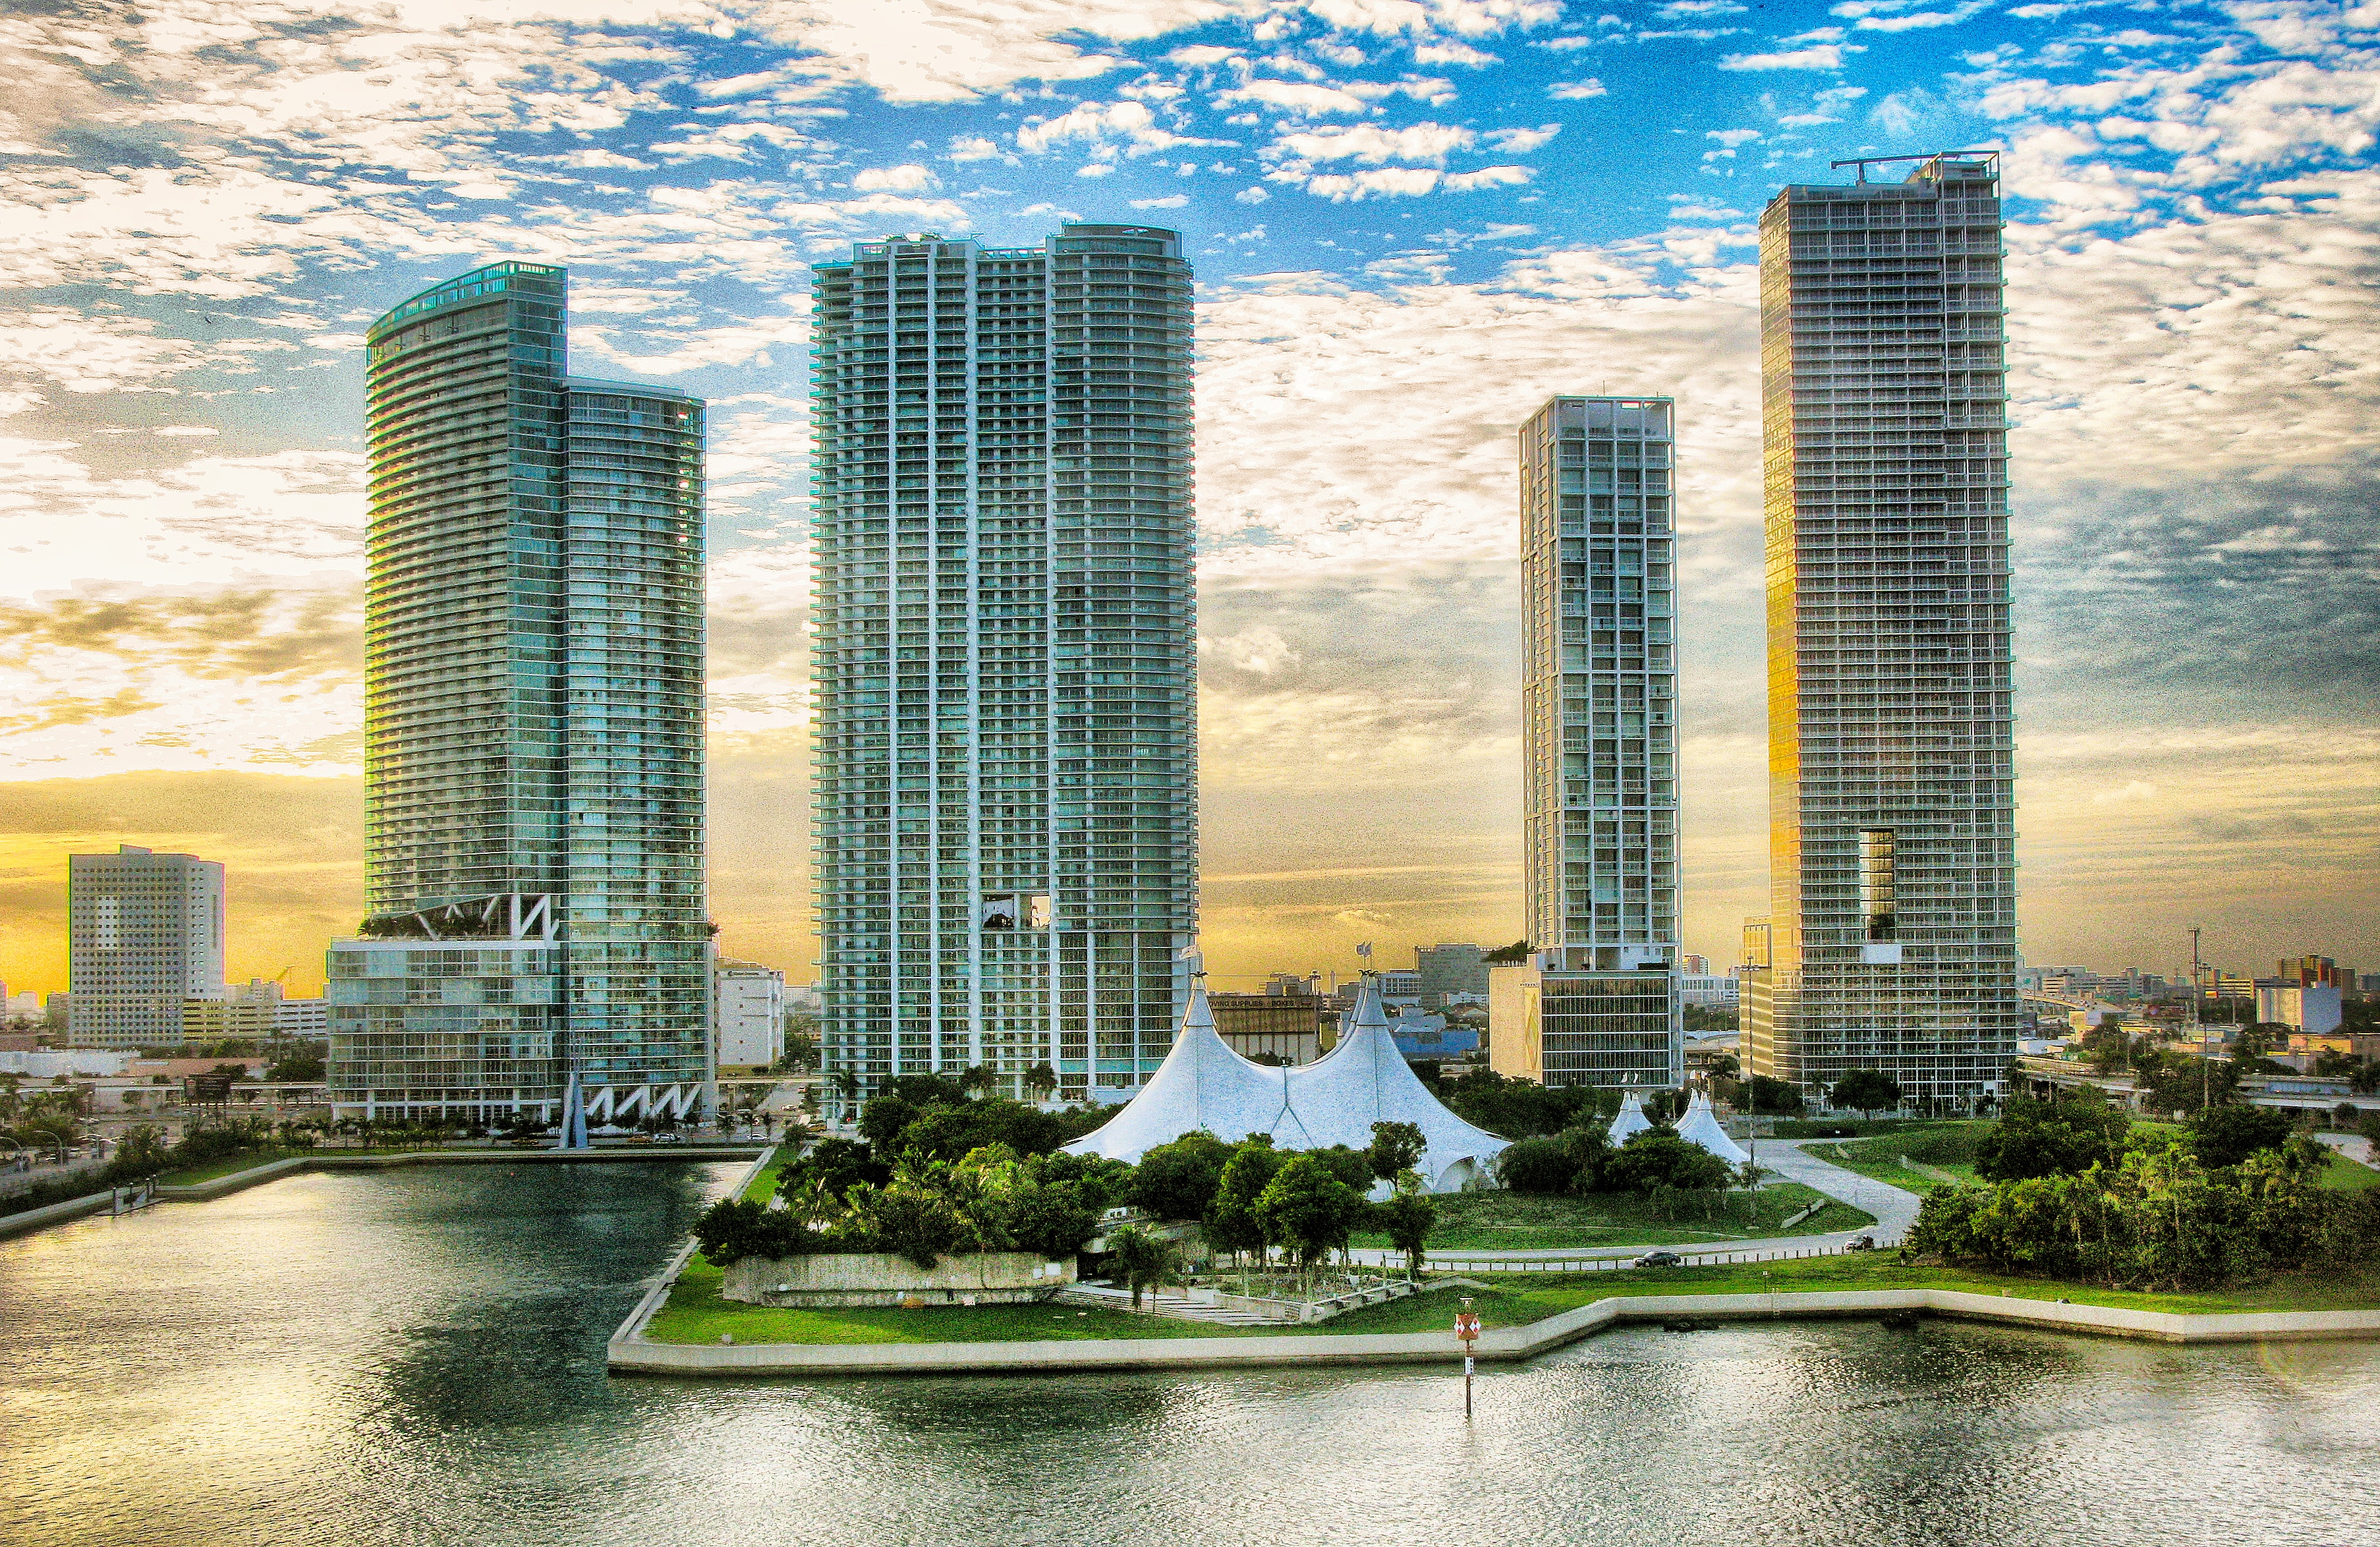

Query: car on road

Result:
[1846,1234,1877,1252]
[1632,1250,1684,1269]
[651,1132,685,1146]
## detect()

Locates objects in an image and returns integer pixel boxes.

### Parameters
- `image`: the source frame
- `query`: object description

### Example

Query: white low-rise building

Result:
[714,959,785,1070]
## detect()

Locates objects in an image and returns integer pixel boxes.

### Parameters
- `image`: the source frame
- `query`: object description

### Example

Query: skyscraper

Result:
[808,225,1197,1114]
[1742,152,2020,1108]
[67,845,225,1048]
[1490,397,1684,1092]
[329,262,710,1125]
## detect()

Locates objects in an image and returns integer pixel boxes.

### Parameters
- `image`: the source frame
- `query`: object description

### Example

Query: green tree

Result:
[1131,1131,1233,1221]
[1104,1223,1179,1311]
[1562,1121,1615,1195]
[1025,1061,1060,1102]
[2190,1103,2294,1168]
[1974,1092,2131,1181]
[1205,1137,1286,1287]
[1480,940,1531,965]
[1742,1075,1805,1118]
[1373,1181,1437,1280]
[1365,1120,1427,1181]
[1829,1068,1904,1117]
[266,1050,325,1083]
[1253,1154,1366,1290]
[1601,1131,1732,1218]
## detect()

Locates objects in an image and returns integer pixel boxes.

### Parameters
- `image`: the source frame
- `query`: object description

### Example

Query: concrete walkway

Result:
[1754,1139,1924,1246]
[2315,1131,2377,1167]
[1346,1139,1926,1271]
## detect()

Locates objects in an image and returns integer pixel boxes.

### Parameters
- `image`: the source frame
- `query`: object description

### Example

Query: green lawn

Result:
[2323,1151,2380,1191]
[1804,1123,1989,1195]
[1346,1183,1874,1252]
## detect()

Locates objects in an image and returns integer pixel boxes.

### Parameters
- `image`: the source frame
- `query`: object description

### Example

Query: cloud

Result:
[1130,193,1190,207]
[1271,121,1477,163]
[1548,78,1608,99]
[851,163,936,191]
[1718,43,1863,69]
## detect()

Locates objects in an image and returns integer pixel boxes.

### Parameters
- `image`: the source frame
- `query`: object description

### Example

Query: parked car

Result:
[1846,1234,1877,1252]
[1633,1250,1684,1269]
[651,1132,685,1146]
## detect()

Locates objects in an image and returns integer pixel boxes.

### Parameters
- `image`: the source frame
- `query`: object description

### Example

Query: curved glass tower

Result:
[809,225,1197,1114]
[328,262,710,1125]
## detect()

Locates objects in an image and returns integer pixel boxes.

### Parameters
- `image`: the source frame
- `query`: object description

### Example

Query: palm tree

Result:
[1105,1224,1180,1312]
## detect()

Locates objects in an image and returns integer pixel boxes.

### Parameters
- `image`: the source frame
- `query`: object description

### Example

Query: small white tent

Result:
[1674,1090,1750,1166]
[1062,980,1509,1193]
[1607,1090,1651,1145]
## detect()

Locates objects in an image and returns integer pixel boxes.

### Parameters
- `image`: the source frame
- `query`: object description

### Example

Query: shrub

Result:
[1494,1135,1575,1195]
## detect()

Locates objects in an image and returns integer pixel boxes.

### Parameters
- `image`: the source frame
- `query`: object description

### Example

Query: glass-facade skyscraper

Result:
[808,225,1197,1114]
[1742,153,2020,1108]
[329,262,710,1125]
[1494,396,1683,1091]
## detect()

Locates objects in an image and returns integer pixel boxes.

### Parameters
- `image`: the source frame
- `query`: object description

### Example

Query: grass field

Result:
[1346,1183,1875,1251]
[1803,1124,1989,1195]
[2323,1151,2380,1191]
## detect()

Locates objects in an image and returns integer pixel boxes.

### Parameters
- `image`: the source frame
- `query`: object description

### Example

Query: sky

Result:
[1,0,2377,999]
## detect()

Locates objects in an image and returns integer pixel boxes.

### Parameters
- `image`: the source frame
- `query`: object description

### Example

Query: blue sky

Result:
[1,0,2377,993]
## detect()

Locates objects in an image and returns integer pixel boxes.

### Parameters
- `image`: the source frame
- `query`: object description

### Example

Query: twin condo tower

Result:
[334,156,2014,1123]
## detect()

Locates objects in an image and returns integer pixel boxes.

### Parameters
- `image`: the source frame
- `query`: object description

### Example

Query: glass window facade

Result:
[1744,155,2021,1107]
[1516,396,1683,1090]
[808,225,1197,1112]
[333,262,710,1123]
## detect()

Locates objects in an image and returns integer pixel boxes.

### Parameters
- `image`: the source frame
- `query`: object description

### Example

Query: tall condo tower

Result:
[1742,152,2020,1108]
[809,225,1197,1115]
[329,262,710,1125]
[1490,397,1684,1092]
[67,845,225,1048]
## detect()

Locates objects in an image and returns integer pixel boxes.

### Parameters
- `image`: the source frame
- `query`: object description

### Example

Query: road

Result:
[1347,1139,1926,1271]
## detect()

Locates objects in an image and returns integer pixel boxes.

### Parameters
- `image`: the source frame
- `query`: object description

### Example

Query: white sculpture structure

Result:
[1062,980,1510,1193]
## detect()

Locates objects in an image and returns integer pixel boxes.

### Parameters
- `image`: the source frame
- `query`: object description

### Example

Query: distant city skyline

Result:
[1,4,2377,1003]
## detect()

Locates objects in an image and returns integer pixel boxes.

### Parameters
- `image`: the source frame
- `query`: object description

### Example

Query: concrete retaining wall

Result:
[606,1287,2380,1379]
[723,1251,1075,1307]
[0,1188,120,1239]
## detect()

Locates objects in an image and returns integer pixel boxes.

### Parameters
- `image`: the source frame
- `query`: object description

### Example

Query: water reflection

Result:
[3,1164,2377,1547]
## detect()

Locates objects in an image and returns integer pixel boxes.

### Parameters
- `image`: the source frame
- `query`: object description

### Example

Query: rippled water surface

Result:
[4,1163,2377,1547]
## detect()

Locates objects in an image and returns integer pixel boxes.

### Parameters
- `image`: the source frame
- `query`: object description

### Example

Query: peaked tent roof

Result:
[1675,1090,1750,1166]
[1062,980,1510,1192]
[1608,1090,1652,1145]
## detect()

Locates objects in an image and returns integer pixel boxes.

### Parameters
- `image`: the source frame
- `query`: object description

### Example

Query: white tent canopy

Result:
[1674,1090,1750,1166]
[1607,1090,1651,1146]
[1062,980,1509,1193]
